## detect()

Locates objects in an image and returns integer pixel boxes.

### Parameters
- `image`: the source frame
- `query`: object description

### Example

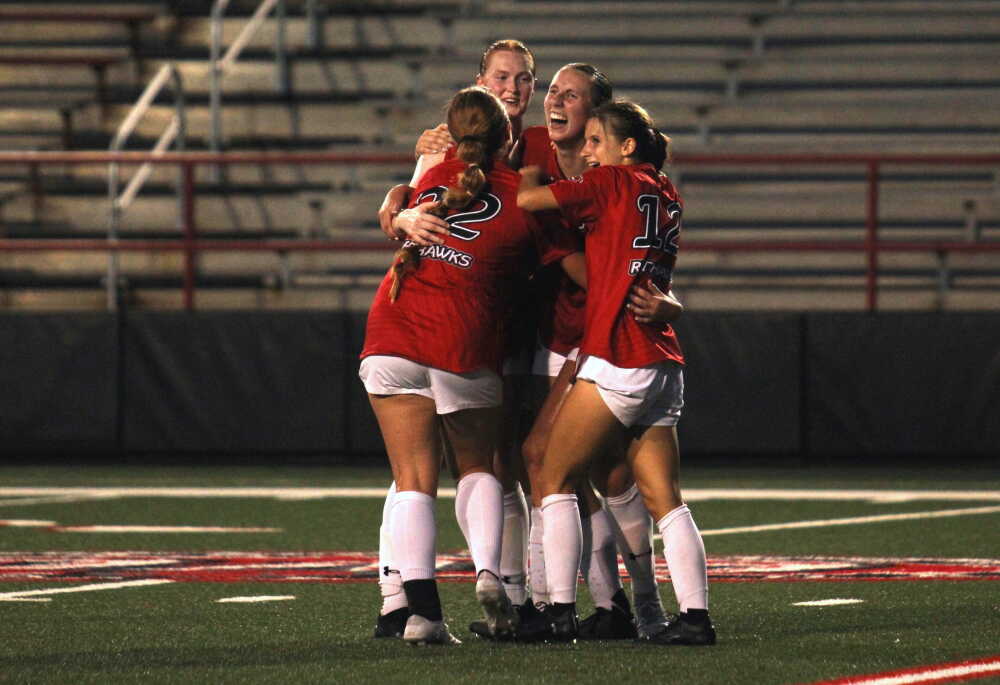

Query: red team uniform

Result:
[547,163,685,369]
[518,126,587,359]
[362,158,573,374]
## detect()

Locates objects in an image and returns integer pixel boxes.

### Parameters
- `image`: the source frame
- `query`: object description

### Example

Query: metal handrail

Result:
[209,0,287,174]
[2,150,996,311]
[108,63,186,311]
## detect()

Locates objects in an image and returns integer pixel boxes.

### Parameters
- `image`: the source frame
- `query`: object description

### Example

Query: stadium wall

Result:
[2,312,998,461]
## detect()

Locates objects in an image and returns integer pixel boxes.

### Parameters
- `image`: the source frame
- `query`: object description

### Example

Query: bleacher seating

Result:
[0,0,997,310]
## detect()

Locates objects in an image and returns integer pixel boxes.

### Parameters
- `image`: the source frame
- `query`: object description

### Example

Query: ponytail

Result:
[592,99,672,171]
[389,86,509,302]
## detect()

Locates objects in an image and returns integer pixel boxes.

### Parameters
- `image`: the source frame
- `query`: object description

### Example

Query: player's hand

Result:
[393,201,450,246]
[627,281,684,323]
[378,184,412,239]
[415,123,453,158]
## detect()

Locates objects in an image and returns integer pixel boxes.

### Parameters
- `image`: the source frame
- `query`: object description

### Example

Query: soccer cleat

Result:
[473,570,519,640]
[470,599,541,641]
[577,604,638,640]
[402,614,462,646]
[634,595,670,639]
[637,612,716,646]
[373,607,409,639]
[516,603,578,643]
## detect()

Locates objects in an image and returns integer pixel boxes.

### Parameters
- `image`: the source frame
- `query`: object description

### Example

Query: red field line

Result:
[803,655,1000,685]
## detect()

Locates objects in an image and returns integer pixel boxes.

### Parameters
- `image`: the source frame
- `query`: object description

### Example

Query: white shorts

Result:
[531,341,579,378]
[359,355,502,415]
[575,355,684,428]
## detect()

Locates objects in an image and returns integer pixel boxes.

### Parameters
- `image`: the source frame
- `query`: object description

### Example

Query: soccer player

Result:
[516,99,717,646]
[360,86,573,645]
[371,40,541,640]
[515,64,676,641]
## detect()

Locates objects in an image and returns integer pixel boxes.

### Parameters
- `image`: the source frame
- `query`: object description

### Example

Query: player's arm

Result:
[517,166,559,211]
[377,184,413,239]
[391,200,450,246]
[627,281,684,323]
[560,252,587,289]
[378,129,451,238]
[507,135,525,170]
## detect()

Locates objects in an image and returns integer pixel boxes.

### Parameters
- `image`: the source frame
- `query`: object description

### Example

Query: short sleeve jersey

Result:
[362,158,574,373]
[519,126,587,356]
[548,163,684,368]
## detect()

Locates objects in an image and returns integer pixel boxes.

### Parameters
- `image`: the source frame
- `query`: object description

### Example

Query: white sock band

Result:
[580,508,623,610]
[500,484,529,605]
[391,490,437,581]
[541,493,582,605]
[656,504,709,612]
[528,506,549,605]
[605,483,659,598]
[454,472,504,576]
[378,481,407,613]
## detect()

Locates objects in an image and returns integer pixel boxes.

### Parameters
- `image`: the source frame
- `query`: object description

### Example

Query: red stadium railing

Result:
[0,151,998,311]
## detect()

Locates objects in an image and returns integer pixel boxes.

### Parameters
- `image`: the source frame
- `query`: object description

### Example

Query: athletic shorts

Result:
[575,354,684,428]
[531,340,579,378]
[359,355,502,415]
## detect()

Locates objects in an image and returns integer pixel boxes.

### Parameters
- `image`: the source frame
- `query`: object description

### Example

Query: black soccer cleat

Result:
[637,611,716,646]
[470,599,537,641]
[516,602,578,643]
[373,607,410,639]
[577,604,638,640]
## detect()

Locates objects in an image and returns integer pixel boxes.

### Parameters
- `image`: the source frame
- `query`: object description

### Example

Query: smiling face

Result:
[581,117,632,168]
[476,50,534,122]
[543,66,594,145]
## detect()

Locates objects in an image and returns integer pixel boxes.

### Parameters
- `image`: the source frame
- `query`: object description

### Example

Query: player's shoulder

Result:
[520,125,550,146]
[519,126,552,160]
[415,157,465,190]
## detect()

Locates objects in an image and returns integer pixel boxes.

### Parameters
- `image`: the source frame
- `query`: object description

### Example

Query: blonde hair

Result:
[390,87,511,301]
[479,39,536,79]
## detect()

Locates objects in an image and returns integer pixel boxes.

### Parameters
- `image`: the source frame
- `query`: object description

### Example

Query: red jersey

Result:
[363,158,573,374]
[519,126,587,356]
[549,163,684,368]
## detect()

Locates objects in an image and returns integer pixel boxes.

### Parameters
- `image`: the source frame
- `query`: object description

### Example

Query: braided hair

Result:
[389,87,511,301]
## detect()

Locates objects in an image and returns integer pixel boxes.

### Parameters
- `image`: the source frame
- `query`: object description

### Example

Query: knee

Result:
[521,434,545,481]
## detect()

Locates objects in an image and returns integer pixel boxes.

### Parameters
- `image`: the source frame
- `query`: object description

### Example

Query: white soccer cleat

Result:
[474,570,519,639]
[635,594,671,639]
[402,614,462,646]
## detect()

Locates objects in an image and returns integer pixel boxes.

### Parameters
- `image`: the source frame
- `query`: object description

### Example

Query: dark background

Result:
[2,311,998,462]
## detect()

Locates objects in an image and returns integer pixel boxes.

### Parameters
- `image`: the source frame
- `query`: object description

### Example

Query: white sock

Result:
[528,506,549,605]
[605,484,659,599]
[454,472,504,577]
[580,508,623,610]
[378,481,407,614]
[656,504,709,612]
[391,490,437,582]
[500,484,529,605]
[541,493,581,605]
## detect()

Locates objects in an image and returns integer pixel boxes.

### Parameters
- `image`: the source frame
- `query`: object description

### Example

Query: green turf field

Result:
[1,464,998,684]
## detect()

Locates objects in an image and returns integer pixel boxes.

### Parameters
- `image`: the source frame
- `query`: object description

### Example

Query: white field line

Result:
[216,595,296,603]
[0,495,112,507]
[0,519,57,527]
[793,598,865,607]
[1,487,999,503]
[701,505,1000,536]
[0,579,173,601]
